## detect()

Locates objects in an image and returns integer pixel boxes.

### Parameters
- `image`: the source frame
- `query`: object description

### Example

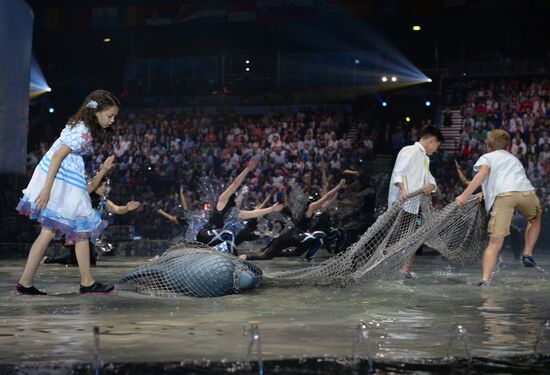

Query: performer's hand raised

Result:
[101,155,116,172]
[247,156,259,170]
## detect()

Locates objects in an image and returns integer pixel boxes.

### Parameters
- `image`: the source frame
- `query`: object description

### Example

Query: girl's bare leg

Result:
[18,227,56,286]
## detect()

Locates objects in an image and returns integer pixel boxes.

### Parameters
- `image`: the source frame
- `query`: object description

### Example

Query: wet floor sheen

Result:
[0,252,549,364]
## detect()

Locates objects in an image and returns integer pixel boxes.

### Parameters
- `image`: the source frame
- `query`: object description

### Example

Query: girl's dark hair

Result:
[68,89,120,139]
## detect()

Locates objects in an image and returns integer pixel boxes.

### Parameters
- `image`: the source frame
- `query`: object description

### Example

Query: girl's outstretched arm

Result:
[217,156,258,211]
[238,203,283,219]
[257,192,273,209]
[87,155,115,193]
[306,179,346,217]
[156,208,178,223]
[106,200,140,215]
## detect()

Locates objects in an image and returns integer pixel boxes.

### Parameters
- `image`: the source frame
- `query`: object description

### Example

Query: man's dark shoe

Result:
[522,255,536,268]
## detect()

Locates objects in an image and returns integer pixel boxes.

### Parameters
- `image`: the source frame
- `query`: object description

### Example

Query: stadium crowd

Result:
[25,107,379,239]
[19,77,550,240]
[447,78,550,208]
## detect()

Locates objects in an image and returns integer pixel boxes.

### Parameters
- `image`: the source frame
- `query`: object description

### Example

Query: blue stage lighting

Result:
[382,101,388,107]
[29,55,49,94]
[425,101,431,107]
[49,107,54,113]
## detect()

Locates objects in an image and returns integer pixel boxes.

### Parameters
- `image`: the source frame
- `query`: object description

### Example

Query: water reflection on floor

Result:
[0,252,549,364]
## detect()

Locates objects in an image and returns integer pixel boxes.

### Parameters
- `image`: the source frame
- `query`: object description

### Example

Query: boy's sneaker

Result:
[14,283,47,295]
[80,282,114,295]
[521,255,537,268]
[477,280,488,287]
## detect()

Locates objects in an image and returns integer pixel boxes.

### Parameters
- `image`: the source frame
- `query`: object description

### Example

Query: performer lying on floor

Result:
[196,156,283,255]
[240,179,346,261]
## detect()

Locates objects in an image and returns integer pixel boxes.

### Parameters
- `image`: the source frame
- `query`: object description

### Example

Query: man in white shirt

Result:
[456,129,541,286]
[388,126,443,212]
[388,126,444,277]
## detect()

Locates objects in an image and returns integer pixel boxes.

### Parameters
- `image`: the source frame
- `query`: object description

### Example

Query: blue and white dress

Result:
[16,121,107,244]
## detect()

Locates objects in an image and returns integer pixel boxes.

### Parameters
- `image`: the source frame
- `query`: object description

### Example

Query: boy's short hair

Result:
[487,129,510,150]
[419,126,445,143]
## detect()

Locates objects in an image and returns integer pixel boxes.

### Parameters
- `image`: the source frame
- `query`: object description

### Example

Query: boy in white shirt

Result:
[388,126,444,277]
[389,126,443,211]
[456,129,541,285]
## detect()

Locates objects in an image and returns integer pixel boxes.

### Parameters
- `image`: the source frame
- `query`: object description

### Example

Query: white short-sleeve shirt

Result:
[474,150,534,212]
[388,142,436,213]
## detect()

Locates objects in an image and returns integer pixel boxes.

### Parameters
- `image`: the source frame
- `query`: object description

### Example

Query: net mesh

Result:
[263,191,487,287]
[120,192,487,296]
[119,241,263,297]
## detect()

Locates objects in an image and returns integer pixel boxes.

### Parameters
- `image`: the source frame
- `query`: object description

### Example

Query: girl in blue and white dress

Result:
[15,90,120,295]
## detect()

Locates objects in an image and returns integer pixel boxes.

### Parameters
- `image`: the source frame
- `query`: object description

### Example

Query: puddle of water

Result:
[0,253,549,364]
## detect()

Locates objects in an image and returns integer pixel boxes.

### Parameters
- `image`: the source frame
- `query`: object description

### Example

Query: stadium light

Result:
[412,25,421,31]
[381,76,388,82]
[245,60,250,64]
[425,101,431,107]
[382,101,388,107]
[391,76,397,82]
[103,37,111,43]
[49,107,54,113]
[245,67,250,72]
[405,116,411,122]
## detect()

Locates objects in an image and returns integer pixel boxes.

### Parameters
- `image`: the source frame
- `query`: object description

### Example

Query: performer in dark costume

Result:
[196,156,283,255]
[240,179,346,261]
[156,185,190,238]
[334,169,377,246]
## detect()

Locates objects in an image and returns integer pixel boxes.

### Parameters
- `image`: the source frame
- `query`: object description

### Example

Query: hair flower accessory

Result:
[86,100,98,109]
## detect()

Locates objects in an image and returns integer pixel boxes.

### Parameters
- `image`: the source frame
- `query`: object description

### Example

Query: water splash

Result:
[92,326,101,375]
[534,320,549,354]
[531,262,548,274]
[351,320,374,373]
[447,324,472,363]
[224,202,245,235]
[182,209,209,240]
[198,176,225,209]
[243,324,264,375]
[287,183,309,222]
[94,235,114,254]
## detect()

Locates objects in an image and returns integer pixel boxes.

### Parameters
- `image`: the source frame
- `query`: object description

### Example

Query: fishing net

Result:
[263,191,487,287]
[119,241,263,297]
[120,191,486,296]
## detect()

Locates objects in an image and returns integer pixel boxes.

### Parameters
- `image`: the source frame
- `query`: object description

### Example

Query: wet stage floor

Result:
[0,252,549,367]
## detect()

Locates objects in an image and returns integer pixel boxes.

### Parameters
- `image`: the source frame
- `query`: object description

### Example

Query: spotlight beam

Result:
[29,54,50,99]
